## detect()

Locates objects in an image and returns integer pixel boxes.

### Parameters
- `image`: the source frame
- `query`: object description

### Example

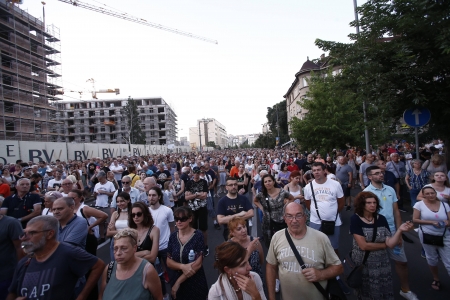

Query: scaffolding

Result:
[0,0,63,142]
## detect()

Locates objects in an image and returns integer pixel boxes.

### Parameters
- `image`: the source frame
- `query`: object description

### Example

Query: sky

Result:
[21,0,359,138]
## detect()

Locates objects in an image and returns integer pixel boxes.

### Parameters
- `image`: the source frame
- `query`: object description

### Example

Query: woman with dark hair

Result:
[167,207,208,300]
[350,191,413,299]
[87,163,97,192]
[253,174,293,247]
[413,186,450,290]
[417,171,450,204]
[276,163,290,187]
[235,164,250,195]
[107,192,132,260]
[129,202,160,265]
[283,171,304,204]
[208,241,266,300]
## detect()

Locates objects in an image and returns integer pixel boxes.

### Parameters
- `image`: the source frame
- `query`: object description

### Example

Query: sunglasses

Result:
[122,181,131,184]
[174,216,189,222]
[131,212,143,218]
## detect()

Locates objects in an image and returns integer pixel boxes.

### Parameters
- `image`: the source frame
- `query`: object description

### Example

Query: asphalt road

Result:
[93,186,449,300]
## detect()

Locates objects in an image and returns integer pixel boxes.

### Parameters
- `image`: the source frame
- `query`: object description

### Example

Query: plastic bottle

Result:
[188,250,195,263]
[393,246,401,255]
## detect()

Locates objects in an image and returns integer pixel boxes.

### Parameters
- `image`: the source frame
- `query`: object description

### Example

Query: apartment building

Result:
[189,118,228,149]
[0,0,63,142]
[55,97,177,145]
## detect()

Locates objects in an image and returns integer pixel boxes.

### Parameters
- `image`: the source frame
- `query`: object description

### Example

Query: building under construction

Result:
[0,0,63,142]
[54,97,177,145]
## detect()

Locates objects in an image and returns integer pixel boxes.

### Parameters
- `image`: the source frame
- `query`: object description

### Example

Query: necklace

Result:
[362,215,374,223]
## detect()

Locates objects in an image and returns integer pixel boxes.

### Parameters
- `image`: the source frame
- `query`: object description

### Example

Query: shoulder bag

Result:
[284,229,347,300]
[80,208,98,255]
[420,203,448,247]
[310,182,338,235]
[343,220,377,288]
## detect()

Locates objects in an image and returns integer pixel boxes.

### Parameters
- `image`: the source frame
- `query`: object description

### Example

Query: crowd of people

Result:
[0,139,449,300]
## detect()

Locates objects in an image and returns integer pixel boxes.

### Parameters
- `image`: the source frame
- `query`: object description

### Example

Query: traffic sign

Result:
[403,107,431,127]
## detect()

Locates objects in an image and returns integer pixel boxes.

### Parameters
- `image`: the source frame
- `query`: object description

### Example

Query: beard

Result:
[21,234,47,255]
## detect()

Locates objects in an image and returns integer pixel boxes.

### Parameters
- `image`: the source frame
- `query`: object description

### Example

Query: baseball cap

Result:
[193,167,200,174]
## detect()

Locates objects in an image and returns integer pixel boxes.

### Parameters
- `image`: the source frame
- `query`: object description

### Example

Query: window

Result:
[302,77,308,87]
[2,75,12,86]
[30,43,38,53]
[1,52,12,68]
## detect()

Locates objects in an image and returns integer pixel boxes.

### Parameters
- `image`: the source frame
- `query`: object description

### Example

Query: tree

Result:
[254,132,276,148]
[206,141,216,148]
[314,0,450,148]
[266,100,289,145]
[122,97,146,149]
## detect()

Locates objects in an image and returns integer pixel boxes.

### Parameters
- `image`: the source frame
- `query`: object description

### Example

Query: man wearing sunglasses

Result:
[110,175,140,214]
[7,216,104,300]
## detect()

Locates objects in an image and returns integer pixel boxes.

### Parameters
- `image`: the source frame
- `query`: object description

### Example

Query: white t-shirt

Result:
[109,164,124,181]
[303,179,344,226]
[413,200,450,235]
[94,181,116,207]
[149,205,174,250]
[47,179,63,190]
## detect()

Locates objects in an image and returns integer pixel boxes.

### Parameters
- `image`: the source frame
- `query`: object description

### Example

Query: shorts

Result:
[192,206,208,231]
[97,206,111,224]
[387,230,408,262]
[309,222,340,250]
[341,185,351,197]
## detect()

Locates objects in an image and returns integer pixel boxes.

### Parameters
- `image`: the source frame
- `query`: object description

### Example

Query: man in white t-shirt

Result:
[93,171,116,241]
[303,162,344,253]
[47,169,63,191]
[109,159,124,188]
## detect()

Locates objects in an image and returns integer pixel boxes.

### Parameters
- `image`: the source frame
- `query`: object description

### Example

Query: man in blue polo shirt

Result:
[52,197,87,249]
[363,166,418,300]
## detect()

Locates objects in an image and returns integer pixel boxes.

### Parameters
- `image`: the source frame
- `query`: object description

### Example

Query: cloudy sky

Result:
[21,0,359,138]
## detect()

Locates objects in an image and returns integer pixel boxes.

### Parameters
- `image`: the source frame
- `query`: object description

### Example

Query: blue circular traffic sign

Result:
[403,107,431,127]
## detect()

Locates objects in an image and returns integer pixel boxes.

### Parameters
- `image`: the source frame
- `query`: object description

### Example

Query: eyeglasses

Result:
[131,212,143,218]
[174,216,189,222]
[122,181,131,184]
[284,213,305,221]
[226,183,238,187]
[20,230,51,239]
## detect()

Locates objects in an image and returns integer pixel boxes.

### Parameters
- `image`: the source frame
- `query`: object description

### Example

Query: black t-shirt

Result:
[217,195,253,229]
[9,243,98,299]
[1,193,42,226]
[185,179,208,210]
[154,170,171,186]
[301,161,314,173]
[205,169,216,190]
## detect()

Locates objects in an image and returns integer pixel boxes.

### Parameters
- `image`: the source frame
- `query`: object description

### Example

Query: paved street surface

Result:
[94,186,449,299]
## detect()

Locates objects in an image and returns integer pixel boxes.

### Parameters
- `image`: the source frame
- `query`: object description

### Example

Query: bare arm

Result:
[393,202,402,230]
[302,264,343,282]
[98,264,108,299]
[169,221,175,233]
[144,264,163,300]
[135,227,160,263]
[266,262,278,300]
[76,258,105,300]
[83,206,108,232]
[337,196,345,212]
[217,209,254,225]
[353,234,386,251]
[106,212,119,237]
[253,196,264,212]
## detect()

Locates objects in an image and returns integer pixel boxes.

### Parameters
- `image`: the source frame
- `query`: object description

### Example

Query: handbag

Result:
[420,202,448,247]
[310,182,338,235]
[343,222,377,288]
[284,229,347,300]
[263,196,287,247]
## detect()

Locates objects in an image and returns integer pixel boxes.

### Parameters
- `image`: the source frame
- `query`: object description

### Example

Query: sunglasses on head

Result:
[131,212,143,218]
[174,216,189,222]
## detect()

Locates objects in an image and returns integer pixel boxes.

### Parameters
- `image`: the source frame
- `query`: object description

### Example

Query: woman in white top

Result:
[417,171,450,204]
[107,191,132,260]
[413,186,450,291]
[283,170,304,204]
[42,191,63,216]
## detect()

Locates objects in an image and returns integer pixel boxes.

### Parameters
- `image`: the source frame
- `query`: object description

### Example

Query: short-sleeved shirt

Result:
[94,181,116,207]
[8,243,98,299]
[154,170,171,186]
[1,193,42,221]
[0,216,22,281]
[185,179,208,211]
[386,161,406,179]
[359,162,373,186]
[217,195,253,230]
[364,183,398,232]
[336,164,353,185]
[303,179,344,226]
[301,161,314,174]
[47,178,63,190]
[413,201,450,235]
[266,228,341,300]
[150,205,174,250]
[58,215,88,249]
[255,189,291,223]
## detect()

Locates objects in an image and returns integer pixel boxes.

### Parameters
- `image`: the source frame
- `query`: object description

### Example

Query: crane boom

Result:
[58,0,218,44]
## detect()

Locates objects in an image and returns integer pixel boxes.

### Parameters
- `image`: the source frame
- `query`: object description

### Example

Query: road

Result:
[93,186,448,299]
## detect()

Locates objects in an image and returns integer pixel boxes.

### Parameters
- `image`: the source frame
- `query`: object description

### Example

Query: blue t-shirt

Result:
[0,216,22,281]
[59,215,88,249]
[364,184,398,232]
[9,243,98,299]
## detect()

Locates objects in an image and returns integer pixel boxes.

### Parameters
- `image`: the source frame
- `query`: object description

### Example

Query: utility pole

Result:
[353,0,371,154]
[198,118,212,151]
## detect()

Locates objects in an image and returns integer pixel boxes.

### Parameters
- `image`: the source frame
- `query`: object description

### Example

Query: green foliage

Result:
[123,97,146,145]
[206,141,216,148]
[266,100,289,144]
[254,132,276,148]
[314,0,450,144]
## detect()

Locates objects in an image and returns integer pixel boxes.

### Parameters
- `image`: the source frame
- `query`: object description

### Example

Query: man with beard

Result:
[184,167,209,255]
[217,177,254,240]
[7,216,104,300]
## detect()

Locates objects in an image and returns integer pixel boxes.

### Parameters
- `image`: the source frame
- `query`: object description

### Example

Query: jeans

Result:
[409,188,421,208]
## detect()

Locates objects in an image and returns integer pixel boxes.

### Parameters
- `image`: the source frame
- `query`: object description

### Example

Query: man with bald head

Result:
[266,202,343,300]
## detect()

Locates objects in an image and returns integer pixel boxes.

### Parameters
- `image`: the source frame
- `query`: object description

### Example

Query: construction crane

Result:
[57,0,218,44]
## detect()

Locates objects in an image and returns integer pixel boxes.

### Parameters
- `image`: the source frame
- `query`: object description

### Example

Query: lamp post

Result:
[353,0,371,154]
